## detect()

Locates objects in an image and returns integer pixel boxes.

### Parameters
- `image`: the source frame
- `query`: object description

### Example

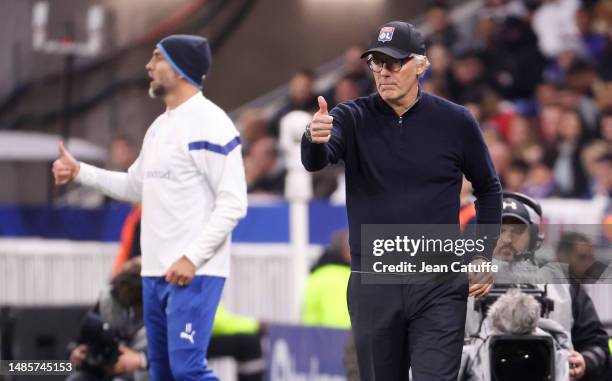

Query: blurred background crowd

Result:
[236,0,612,203]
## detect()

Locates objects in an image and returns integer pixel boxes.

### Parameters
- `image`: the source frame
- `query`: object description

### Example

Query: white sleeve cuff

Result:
[75,162,97,186]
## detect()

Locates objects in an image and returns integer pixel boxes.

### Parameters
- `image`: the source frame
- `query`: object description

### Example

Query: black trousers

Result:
[347,273,468,381]
[207,334,264,381]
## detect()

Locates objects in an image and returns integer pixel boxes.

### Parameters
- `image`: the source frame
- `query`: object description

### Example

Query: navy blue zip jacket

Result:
[301,91,502,270]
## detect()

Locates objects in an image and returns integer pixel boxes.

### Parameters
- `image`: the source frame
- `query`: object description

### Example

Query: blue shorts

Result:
[142,275,225,381]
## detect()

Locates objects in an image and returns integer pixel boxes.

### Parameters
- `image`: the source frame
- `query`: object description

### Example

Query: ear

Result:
[416,57,428,76]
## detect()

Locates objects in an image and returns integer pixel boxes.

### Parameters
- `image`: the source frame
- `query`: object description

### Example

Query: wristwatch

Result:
[304,123,313,142]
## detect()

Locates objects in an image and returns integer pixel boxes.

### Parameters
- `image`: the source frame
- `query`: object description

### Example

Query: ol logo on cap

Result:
[378,26,394,42]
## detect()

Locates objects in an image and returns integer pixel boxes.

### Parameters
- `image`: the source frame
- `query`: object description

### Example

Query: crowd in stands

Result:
[236,0,612,206]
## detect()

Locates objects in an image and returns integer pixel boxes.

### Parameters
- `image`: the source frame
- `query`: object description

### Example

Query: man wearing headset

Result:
[491,192,610,381]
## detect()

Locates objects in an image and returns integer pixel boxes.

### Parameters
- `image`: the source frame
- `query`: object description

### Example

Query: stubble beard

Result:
[148,82,166,99]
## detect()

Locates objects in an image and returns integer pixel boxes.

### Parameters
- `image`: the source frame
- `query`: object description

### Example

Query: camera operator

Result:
[488,192,610,381]
[67,258,148,381]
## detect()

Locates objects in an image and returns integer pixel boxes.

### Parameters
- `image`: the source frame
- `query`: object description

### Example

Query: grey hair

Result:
[488,288,541,335]
[413,54,430,77]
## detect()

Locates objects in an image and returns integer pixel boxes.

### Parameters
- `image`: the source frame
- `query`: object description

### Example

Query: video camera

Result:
[470,284,559,381]
[78,311,120,374]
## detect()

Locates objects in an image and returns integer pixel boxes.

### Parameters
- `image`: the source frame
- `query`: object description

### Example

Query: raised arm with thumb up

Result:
[52,141,80,185]
[307,96,334,144]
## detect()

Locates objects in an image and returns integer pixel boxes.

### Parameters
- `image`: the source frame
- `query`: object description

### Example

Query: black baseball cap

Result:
[361,21,426,60]
[502,193,542,226]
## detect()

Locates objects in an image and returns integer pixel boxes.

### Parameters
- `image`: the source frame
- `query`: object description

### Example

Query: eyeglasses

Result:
[367,54,413,73]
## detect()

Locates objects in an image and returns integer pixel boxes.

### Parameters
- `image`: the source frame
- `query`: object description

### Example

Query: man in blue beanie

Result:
[52,35,248,381]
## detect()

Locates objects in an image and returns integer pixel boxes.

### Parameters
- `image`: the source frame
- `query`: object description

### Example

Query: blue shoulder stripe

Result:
[188,136,241,155]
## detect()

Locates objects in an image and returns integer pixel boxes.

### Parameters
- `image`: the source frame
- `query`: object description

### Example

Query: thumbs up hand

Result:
[52,141,80,185]
[308,96,334,144]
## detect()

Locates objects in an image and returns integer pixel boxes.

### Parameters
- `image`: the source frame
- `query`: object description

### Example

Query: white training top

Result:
[76,93,248,277]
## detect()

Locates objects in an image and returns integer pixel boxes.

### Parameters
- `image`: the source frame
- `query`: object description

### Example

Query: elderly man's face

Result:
[493,220,531,262]
[371,53,421,105]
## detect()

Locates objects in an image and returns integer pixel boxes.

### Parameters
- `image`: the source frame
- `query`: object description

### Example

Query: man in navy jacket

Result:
[301,21,502,381]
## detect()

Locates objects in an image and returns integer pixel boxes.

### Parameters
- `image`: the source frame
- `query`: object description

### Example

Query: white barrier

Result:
[0,239,321,322]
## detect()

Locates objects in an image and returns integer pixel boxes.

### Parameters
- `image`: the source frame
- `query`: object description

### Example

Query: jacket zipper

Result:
[399,116,403,134]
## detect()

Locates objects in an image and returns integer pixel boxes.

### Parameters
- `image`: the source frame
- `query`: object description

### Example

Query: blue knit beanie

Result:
[156,35,212,89]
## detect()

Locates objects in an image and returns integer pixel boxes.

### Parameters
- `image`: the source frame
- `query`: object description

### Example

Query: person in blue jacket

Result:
[301,21,502,381]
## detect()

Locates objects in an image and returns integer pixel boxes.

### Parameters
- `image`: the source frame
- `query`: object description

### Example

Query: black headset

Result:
[502,191,544,255]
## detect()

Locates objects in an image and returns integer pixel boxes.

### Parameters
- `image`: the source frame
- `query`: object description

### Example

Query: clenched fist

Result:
[52,141,80,185]
[308,96,334,144]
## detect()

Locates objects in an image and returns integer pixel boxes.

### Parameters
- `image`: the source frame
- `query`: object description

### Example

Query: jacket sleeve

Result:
[301,104,348,172]
[570,283,611,378]
[459,109,502,261]
[75,153,144,203]
[182,135,248,268]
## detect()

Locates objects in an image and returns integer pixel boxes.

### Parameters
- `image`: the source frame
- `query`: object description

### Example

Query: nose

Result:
[500,230,512,244]
[379,64,393,76]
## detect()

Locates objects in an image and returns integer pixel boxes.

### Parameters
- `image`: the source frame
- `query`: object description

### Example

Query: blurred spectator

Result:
[532,0,581,59]
[422,43,453,98]
[448,49,489,103]
[269,70,317,137]
[598,108,612,144]
[544,48,578,83]
[108,135,139,172]
[209,305,265,381]
[591,151,612,197]
[302,230,351,329]
[581,140,610,195]
[342,45,374,96]
[425,1,460,49]
[311,165,343,199]
[477,85,517,138]
[58,135,138,208]
[523,160,557,197]
[67,258,148,381]
[328,76,361,109]
[487,16,545,99]
[547,109,590,197]
[507,116,540,161]
[501,159,529,192]
[488,141,512,177]
[557,232,608,282]
[537,103,563,147]
[575,4,607,62]
[244,137,286,195]
[598,24,612,80]
[566,59,601,132]
[470,14,498,51]
[113,205,142,276]
[482,126,503,147]
[555,84,600,135]
[236,108,269,150]
[593,76,612,109]
[535,81,561,109]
